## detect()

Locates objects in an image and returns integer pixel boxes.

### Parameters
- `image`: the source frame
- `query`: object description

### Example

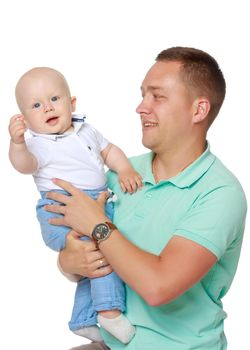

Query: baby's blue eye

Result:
[51,96,58,102]
[33,102,41,109]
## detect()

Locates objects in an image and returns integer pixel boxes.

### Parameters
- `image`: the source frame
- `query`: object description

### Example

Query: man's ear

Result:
[192,98,210,124]
[71,96,77,112]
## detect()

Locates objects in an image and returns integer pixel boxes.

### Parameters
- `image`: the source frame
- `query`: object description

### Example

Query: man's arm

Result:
[45,180,217,306]
[96,230,217,306]
[57,222,216,305]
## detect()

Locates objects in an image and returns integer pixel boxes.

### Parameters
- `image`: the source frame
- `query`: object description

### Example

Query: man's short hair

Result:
[156,47,226,125]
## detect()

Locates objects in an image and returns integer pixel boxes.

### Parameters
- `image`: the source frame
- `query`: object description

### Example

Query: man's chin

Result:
[142,139,154,151]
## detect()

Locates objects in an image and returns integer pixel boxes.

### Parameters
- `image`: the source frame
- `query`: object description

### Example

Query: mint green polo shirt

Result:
[104,144,247,350]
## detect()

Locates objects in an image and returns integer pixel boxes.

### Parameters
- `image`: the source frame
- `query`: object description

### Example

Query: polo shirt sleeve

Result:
[174,185,247,258]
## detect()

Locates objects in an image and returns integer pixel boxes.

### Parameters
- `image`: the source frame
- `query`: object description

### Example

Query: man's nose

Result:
[136,98,150,114]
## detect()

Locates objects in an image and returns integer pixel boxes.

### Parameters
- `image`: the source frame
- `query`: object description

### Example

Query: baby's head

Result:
[15,67,76,134]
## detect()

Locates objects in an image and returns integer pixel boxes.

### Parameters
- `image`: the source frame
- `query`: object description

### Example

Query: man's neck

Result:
[152,141,206,182]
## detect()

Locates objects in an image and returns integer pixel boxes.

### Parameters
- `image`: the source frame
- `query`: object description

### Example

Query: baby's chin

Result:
[28,120,73,135]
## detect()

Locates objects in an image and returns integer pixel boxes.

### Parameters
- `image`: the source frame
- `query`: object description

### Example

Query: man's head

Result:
[15,67,76,134]
[136,47,226,154]
[156,47,226,125]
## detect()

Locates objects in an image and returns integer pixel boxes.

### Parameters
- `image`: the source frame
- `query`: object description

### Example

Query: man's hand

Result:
[45,178,109,236]
[59,231,112,279]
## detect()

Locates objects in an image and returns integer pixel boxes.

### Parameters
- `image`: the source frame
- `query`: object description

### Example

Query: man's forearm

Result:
[95,228,217,307]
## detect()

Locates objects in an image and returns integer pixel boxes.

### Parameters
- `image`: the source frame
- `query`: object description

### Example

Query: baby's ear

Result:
[71,96,77,112]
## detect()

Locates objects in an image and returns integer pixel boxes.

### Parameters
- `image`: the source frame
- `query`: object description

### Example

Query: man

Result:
[46,47,247,350]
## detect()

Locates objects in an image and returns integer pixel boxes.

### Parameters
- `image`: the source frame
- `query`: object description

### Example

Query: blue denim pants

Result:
[36,186,126,331]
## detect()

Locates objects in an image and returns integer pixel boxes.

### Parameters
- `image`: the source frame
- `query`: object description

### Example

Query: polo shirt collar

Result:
[143,142,216,188]
[28,114,86,141]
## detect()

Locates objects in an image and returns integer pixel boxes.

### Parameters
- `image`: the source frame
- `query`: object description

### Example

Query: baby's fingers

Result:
[9,123,26,143]
[134,174,143,189]
[123,178,138,193]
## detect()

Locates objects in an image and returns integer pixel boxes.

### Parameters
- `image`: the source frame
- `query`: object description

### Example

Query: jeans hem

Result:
[69,317,97,331]
[94,301,126,313]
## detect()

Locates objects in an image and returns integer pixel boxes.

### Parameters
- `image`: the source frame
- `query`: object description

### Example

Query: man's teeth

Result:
[144,122,158,127]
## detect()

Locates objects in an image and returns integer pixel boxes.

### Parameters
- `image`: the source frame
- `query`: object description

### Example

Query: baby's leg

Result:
[74,234,135,343]
[69,276,103,342]
[75,188,134,343]
[36,192,69,251]
[91,272,135,344]
[91,188,135,343]
[37,192,101,341]
[97,309,135,344]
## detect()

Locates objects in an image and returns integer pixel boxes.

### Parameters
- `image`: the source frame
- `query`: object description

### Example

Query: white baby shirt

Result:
[26,115,109,191]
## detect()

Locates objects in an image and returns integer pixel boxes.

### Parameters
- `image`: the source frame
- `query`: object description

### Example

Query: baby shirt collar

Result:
[28,113,86,141]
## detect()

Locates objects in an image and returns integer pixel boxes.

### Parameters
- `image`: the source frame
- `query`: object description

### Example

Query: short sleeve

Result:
[175,185,247,258]
[90,126,109,151]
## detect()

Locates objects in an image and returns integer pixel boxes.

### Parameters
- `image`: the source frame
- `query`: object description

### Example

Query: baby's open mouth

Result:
[46,116,59,125]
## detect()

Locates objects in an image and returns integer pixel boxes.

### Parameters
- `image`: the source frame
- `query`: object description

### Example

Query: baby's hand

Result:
[9,114,27,144]
[118,168,143,193]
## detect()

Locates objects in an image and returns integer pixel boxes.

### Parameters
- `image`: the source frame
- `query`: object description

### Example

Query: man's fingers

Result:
[90,265,113,278]
[48,216,67,226]
[97,191,110,205]
[45,203,66,214]
[45,189,75,204]
[93,256,109,269]
[51,178,83,196]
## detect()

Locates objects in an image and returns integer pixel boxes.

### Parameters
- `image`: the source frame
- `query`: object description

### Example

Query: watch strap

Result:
[92,221,117,248]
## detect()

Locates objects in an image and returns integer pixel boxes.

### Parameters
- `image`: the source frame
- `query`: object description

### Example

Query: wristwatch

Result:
[91,221,117,248]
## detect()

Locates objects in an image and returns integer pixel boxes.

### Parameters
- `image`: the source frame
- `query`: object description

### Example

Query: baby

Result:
[8,67,142,344]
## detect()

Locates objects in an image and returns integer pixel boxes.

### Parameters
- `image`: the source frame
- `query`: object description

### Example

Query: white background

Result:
[0,1,249,349]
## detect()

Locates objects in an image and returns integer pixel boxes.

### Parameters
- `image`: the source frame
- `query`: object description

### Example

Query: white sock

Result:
[97,314,135,344]
[73,325,103,342]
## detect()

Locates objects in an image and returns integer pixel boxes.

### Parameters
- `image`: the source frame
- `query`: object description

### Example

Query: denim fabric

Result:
[69,272,125,331]
[36,186,126,330]
[36,186,114,251]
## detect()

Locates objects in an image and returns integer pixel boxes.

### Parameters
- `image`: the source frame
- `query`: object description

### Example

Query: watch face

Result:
[94,223,109,240]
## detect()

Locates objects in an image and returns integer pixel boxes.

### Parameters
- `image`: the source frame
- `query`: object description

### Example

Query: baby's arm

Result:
[101,143,143,193]
[8,114,38,174]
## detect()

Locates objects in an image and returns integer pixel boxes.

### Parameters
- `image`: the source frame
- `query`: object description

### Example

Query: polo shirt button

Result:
[146,193,152,199]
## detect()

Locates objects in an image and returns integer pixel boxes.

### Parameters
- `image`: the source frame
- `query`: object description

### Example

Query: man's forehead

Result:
[141,61,182,90]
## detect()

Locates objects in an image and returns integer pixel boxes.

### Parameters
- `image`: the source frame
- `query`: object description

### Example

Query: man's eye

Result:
[153,95,164,100]
[33,102,41,109]
[51,96,59,102]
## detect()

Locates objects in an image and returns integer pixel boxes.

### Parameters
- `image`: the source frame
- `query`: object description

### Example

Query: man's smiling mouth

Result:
[143,121,158,127]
